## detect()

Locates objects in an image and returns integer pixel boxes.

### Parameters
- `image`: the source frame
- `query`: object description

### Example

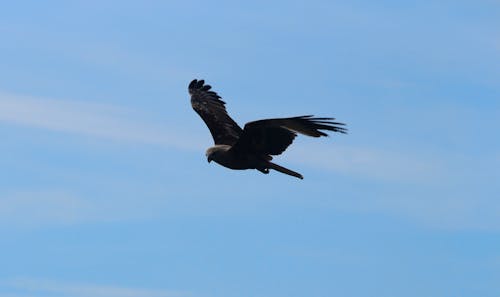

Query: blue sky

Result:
[0,1,499,296]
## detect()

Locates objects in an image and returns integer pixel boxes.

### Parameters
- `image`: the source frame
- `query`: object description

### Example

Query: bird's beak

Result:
[207,157,212,163]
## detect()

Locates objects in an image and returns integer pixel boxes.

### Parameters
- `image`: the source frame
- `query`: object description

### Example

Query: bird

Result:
[189,79,347,179]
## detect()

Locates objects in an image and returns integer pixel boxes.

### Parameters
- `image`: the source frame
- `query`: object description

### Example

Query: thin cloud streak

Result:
[0,91,449,184]
[0,92,203,151]
[287,144,500,230]
[0,190,163,227]
[1,93,498,230]
[286,143,445,183]
[0,278,189,297]
[0,190,92,225]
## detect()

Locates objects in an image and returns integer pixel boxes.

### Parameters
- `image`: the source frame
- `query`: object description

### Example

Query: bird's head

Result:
[205,145,230,164]
[205,146,218,163]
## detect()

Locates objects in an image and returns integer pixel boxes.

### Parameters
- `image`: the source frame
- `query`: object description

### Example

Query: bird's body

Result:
[206,145,265,170]
[206,145,248,170]
[189,79,347,179]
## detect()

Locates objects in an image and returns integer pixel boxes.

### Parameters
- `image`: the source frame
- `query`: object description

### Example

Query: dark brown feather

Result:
[231,116,347,156]
[189,79,243,145]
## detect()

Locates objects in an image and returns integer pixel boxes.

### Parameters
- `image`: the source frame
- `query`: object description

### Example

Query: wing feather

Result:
[189,79,243,145]
[231,115,347,156]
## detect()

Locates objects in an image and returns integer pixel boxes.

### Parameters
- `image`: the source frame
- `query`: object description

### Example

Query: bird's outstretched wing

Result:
[189,79,243,145]
[231,115,347,156]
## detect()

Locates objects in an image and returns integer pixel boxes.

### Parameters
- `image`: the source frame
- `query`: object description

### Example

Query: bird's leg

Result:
[256,167,269,174]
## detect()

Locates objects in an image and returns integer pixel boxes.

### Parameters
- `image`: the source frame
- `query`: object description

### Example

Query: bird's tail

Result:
[268,162,304,179]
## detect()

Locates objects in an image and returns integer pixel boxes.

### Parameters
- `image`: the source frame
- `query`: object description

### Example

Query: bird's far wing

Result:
[189,79,243,145]
[231,115,347,156]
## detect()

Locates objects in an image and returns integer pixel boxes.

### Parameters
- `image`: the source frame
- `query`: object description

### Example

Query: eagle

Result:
[189,79,347,179]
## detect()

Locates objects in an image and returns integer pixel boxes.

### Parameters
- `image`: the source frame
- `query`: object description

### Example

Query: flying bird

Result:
[189,79,347,179]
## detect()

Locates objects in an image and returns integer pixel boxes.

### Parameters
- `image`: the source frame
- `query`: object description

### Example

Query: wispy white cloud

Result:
[286,143,500,230]
[0,92,203,151]
[343,181,500,231]
[286,143,445,183]
[0,91,470,186]
[0,278,189,297]
[2,92,498,230]
[2,91,444,184]
[0,190,92,225]
[0,189,168,227]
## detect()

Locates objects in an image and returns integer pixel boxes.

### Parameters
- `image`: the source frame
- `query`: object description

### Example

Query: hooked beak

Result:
[207,157,212,163]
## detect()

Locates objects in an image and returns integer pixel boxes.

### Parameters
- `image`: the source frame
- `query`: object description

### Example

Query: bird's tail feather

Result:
[268,162,303,179]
